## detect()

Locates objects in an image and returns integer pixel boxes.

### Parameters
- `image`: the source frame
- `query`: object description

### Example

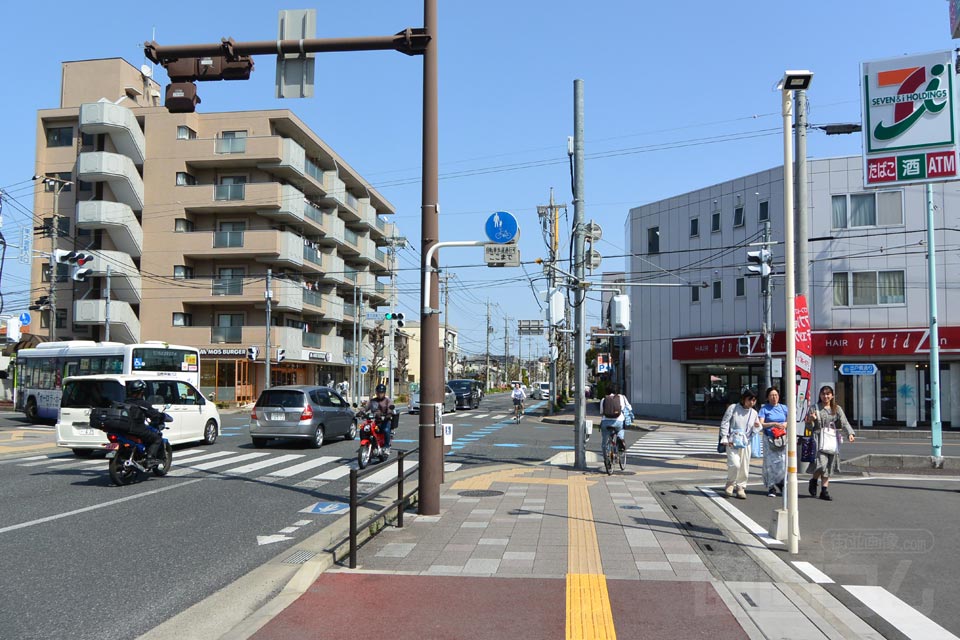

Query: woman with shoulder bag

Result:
[805,385,855,501]
[758,386,789,497]
[718,388,761,499]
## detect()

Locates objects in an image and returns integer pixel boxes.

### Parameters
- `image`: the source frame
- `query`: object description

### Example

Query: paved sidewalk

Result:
[245,462,881,640]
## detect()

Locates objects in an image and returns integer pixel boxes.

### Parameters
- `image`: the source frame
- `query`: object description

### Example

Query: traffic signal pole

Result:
[265,268,272,390]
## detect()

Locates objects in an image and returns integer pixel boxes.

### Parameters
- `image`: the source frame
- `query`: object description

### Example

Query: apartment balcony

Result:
[353,236,377,266]
[349,198,377,232]
[182,325,304,353]
[303,290,345,322]
[180,229,304,269]
[305,247,346,284]
[76,201,143,258]
[77,152,144,211]
[86,251,141,305]
[340,227,361,257]
[73,299,140,344]
[319,172,361,221]
[371,246,390,272]
[79,101,145,165]
[180,135,281,169]
[372,216,395,242]
[258,184,306,226]
[367,277,389,305]
[177,182,284,214]
[315,211,346,248]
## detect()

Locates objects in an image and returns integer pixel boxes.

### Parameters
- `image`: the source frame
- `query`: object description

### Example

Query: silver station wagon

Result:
[250,385,357,448]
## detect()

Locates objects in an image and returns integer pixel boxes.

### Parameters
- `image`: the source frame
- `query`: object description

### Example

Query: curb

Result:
[845,453,960,471]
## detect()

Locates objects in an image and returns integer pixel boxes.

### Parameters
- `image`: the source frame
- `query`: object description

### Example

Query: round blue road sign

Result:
[485,211,519,244]
[360,364,369,374]
[19,312,31,326]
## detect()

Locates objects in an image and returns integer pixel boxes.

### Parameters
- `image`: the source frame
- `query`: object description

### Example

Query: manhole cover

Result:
[282,550,317,565]
[458,490,504,497]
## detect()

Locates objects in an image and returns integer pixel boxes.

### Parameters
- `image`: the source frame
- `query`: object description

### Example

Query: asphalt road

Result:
[0,393,610,640]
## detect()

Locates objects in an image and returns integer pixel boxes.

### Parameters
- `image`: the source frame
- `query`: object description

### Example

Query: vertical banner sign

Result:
[861,50,959,188]
[794,295,812,424]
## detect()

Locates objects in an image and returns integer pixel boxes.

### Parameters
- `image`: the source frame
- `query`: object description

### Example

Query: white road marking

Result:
[168,452,271,475]
[311,465,352,480]
[473,413,489,419]
[791,561,834,584]
[698,486,784,546]
[256,534,292,545]
[844,585,959,640]
[225,454,305,474]
[0,479,203,535]
[359,459,418,486]
[266,456,338,477]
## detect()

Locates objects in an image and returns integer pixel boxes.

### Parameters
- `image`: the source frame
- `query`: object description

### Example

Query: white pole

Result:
[782,86,799,555]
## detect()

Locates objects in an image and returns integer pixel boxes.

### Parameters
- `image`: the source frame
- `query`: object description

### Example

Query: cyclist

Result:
[599,384,632,463]
[511,383,525,421]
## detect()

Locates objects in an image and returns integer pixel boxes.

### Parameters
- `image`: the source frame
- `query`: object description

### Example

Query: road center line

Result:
[0,478,203,535]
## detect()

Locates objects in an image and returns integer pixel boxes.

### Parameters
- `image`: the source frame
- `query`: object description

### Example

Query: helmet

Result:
[128,379,147,395]
[376,384,387,394]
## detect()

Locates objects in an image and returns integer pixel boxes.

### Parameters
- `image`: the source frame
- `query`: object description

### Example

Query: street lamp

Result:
[778,69,811,556]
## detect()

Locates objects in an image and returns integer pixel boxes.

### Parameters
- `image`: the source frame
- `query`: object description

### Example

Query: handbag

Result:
[799,435,816,462]
[820,425,838,453]
[731,431,748,449]
[717,429,726,454]
[623,406,634,427]
[750,430,763,458]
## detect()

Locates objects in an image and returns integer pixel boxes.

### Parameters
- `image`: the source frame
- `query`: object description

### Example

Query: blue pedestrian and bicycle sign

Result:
[18,312,30,326]
[485,211,518,244]
[839,363,878,376]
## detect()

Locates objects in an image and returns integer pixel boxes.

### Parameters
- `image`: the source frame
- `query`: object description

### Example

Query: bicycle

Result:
[603,427,626,475]
[514,401,523,423]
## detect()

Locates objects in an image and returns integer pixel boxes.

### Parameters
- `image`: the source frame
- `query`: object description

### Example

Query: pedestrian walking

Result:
[758,386,788,497]
[805,384,856,501]
[718,388,761,499]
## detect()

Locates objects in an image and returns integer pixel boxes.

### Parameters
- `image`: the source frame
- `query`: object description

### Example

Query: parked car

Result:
[532,381,551,400]
[407,383,457,414]
[56,374,220,457]
[249,385,356,448]
[449,379,481,409]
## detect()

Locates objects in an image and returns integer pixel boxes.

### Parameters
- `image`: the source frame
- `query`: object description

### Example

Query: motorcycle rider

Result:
[125,379,166,467]
[364,383,394,455]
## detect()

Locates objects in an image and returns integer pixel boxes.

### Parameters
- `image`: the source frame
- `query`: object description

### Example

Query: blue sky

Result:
[0,1,953,360]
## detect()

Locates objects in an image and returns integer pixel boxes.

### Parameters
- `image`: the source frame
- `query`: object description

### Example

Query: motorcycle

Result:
[356,405,399,469]
[92,404,174,486]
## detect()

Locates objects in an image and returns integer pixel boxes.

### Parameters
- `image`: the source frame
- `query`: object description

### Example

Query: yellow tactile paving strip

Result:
[452,468,617,639]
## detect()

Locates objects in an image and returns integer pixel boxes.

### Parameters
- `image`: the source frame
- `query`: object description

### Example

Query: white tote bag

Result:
[820,424,838,454]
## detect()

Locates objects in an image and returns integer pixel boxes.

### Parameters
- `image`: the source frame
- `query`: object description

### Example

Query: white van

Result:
[56,374,220,457]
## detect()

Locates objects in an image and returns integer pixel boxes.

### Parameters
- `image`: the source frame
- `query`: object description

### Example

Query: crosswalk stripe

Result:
[225,454,305,474]
[168,452,272,475]
[311,464,353,480]
[20,456,75,467]
[266,456,338,477]
[473,413,489,419]
[165,451,235,466]
[359,459,417,485]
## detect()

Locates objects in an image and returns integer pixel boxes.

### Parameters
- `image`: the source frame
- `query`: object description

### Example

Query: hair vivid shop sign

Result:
[861,50,959,187]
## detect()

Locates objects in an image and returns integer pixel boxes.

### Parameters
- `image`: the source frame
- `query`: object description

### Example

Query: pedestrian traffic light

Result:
[746,249,772,278]
[384,312,405,328]
[738,336,751,356]
[246,345,260,361]
[276,347,286,363]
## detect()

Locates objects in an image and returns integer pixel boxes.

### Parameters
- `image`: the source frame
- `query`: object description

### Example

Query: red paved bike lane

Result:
[250,573,746,639]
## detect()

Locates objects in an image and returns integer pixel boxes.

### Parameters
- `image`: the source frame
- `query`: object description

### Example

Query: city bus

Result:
[14,341,201,421]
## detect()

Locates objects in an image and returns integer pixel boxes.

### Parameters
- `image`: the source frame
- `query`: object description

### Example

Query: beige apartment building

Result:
[32,58,397,402]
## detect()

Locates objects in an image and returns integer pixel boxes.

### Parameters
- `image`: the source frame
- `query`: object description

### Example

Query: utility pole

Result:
[358,288,365,401]
[572,79,587,471]
[539,188,563,415]
[351,285,358,404]
[503,316,510,382]
[485,299,491,392]
[104,265,111,342]
[795,90,809,297]
[518,324,523,384]
[265,268,272,390]
[441,272,451,380]
[763,221,773,390]
[43,176,72,341]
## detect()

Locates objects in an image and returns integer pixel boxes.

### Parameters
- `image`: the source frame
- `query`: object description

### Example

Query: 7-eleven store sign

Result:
[861,50,960,187]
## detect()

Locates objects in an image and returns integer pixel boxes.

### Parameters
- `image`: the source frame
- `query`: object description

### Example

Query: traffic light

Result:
[56,250,94,282]
[276,348,286,363]
[738,336,751,356]
[246,345,260,361]
[385,312,405,328]
[154,44,254,114]
[746,249,772,278]
[29,296,50,311]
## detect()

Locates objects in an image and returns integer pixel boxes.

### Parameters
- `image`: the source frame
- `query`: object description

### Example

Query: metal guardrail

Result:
[348,447,419,569]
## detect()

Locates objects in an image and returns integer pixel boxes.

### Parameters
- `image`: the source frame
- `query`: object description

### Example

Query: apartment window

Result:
[46,126,73,147]
[691,286,700,303]
[213,313,244,343]
[215,221,246,248]
[711,211,721,232]
[832,191,903,228]
[833,270,905,306]
[80,132,95,148]
[689,217,699,237]
[42,263,69,283]
[77,179,92,193]
[40,309,67,329]
[176,171,197,186]
[43,172,72,192]
[647,226,660,254]
[176,125,197,140]
[733,206,745,227]
[758,200,769,222]
[735,277,745,297]
[173,265,194,280]
[215,175,246,201]
[174,218,194,232]
[172,312,193,327]
[712,281,722,300]
[213,267,244,296]
[42,216,70,238]
[216,130,247,154]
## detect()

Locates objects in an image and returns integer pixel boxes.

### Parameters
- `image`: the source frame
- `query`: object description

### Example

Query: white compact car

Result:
[56,374,220,457]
